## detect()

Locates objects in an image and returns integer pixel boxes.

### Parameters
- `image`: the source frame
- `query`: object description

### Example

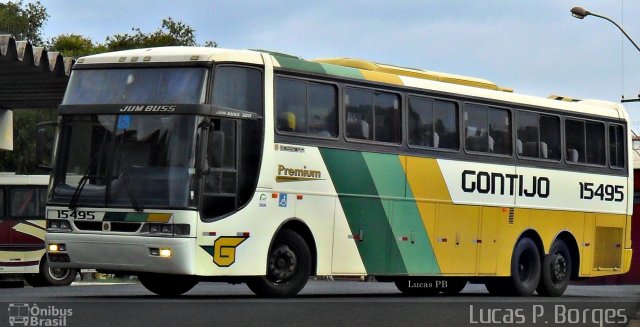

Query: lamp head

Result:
[571,7,590,19]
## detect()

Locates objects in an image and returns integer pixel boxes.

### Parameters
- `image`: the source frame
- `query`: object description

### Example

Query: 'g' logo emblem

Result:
[212,236,248,267]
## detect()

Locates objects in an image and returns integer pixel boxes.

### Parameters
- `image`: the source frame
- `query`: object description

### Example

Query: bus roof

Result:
[0,173,48,185]
[74,47,627,121]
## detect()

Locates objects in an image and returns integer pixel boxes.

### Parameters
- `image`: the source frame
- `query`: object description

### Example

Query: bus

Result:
[0,173,77,286]
[41,47,632,297]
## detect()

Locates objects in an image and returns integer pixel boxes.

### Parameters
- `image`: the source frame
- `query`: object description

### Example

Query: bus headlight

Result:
[143,223,190,236]
[48,244,66,252]
[47,220,72,232]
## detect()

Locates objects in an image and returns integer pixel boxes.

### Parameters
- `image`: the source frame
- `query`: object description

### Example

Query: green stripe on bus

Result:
[273,55,326,75]
[319,63,364,80]
[104,212,149,222]
[362,153,440,274]
[319,148,406,274]
[273,54,365,80]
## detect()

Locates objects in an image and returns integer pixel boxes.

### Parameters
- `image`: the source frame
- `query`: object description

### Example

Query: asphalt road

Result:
[0,280,638,327]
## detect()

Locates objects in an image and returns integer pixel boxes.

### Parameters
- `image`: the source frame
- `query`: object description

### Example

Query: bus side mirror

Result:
[36,121,57,171]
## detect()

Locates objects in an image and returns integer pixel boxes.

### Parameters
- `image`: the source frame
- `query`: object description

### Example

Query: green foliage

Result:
[49,17,217,57]
[48,34,98,57]
[0,109,57,174]
[104,17,210,51]
[0,0,49,46]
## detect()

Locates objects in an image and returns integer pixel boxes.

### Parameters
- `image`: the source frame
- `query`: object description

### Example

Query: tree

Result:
[0,109,57,174]
[49,17,217,57]
[0,0,48,46]
[48,34,99,57]
[103,17,216,52]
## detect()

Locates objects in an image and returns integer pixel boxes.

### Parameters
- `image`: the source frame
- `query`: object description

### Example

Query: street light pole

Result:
[571,7,640,54]
[571,6,640,103]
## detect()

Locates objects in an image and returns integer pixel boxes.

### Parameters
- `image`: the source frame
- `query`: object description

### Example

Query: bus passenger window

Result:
[408,96,434,147]
[516,111,560,160]
[345,87,400,144]
[586,122,605,165]
[609,124,625,168]
[10,188,38,218]
[374,92,401,143]
[275,77,337,137]
[213,66,264,115]
[464,104,511,155]
[308,83,337,137]
[565,119,585,163]
[408,96,458,150]
[345,88,373,140]
[539,115,560,160]
[565,119,605,165]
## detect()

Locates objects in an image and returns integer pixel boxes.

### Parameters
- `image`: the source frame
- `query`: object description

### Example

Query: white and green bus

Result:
[43,47,632,297]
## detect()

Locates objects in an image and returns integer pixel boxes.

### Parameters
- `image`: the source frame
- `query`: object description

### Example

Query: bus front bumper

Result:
[46,233,196,275]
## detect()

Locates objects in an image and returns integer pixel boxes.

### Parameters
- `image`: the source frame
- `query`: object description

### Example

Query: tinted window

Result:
[10,188,43,218]
[345,87,400,143]
[213,66,263,114]
[565,119,605,165]
[609,124,625,168]
[64,68,207,104]
[275,77,337,137]
[464,104,511,155]
[586,122,605,165]
[408,96,458,150]
[516,111,560,160]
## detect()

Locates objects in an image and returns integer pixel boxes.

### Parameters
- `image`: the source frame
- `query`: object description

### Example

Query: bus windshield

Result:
[63,67,207,104]
[50,114,199,209]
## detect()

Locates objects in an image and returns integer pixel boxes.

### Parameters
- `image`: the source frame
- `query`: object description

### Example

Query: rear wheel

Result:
[486,237,541,296]
[139,273,198,297]
[537,240,571,297]
[246,229,311,297]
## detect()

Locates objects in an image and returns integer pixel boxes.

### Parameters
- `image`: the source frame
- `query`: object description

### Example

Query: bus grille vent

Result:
[508,208,514,224]
[593,227,623,269]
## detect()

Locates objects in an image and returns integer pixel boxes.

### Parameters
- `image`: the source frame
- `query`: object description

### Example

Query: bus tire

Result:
[139,273,198,297]
[507,237,541,296]
[536,240,571,297]
[26,256,77,287]
[246,229,311,297]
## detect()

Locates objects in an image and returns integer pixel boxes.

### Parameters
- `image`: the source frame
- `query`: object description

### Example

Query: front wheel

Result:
[537,240,572,297]
[139,273,198,297]
[246,229,311,297]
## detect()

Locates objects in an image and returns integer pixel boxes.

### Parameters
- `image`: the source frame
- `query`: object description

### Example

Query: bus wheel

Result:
[536,240,571,297]
[246,229,311,297]
[508,237,541,296]
[486,238,541,296]
[27,256,77,287]
[139,273,198,297]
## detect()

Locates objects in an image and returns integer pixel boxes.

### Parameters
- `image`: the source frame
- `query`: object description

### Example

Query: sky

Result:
[25,0,640,130]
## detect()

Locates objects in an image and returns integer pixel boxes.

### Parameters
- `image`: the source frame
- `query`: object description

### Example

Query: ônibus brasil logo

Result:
[8,303,72,327]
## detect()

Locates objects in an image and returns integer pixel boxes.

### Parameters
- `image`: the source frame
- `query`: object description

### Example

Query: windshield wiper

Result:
[68,167,90,210]
[117,151,144,213]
